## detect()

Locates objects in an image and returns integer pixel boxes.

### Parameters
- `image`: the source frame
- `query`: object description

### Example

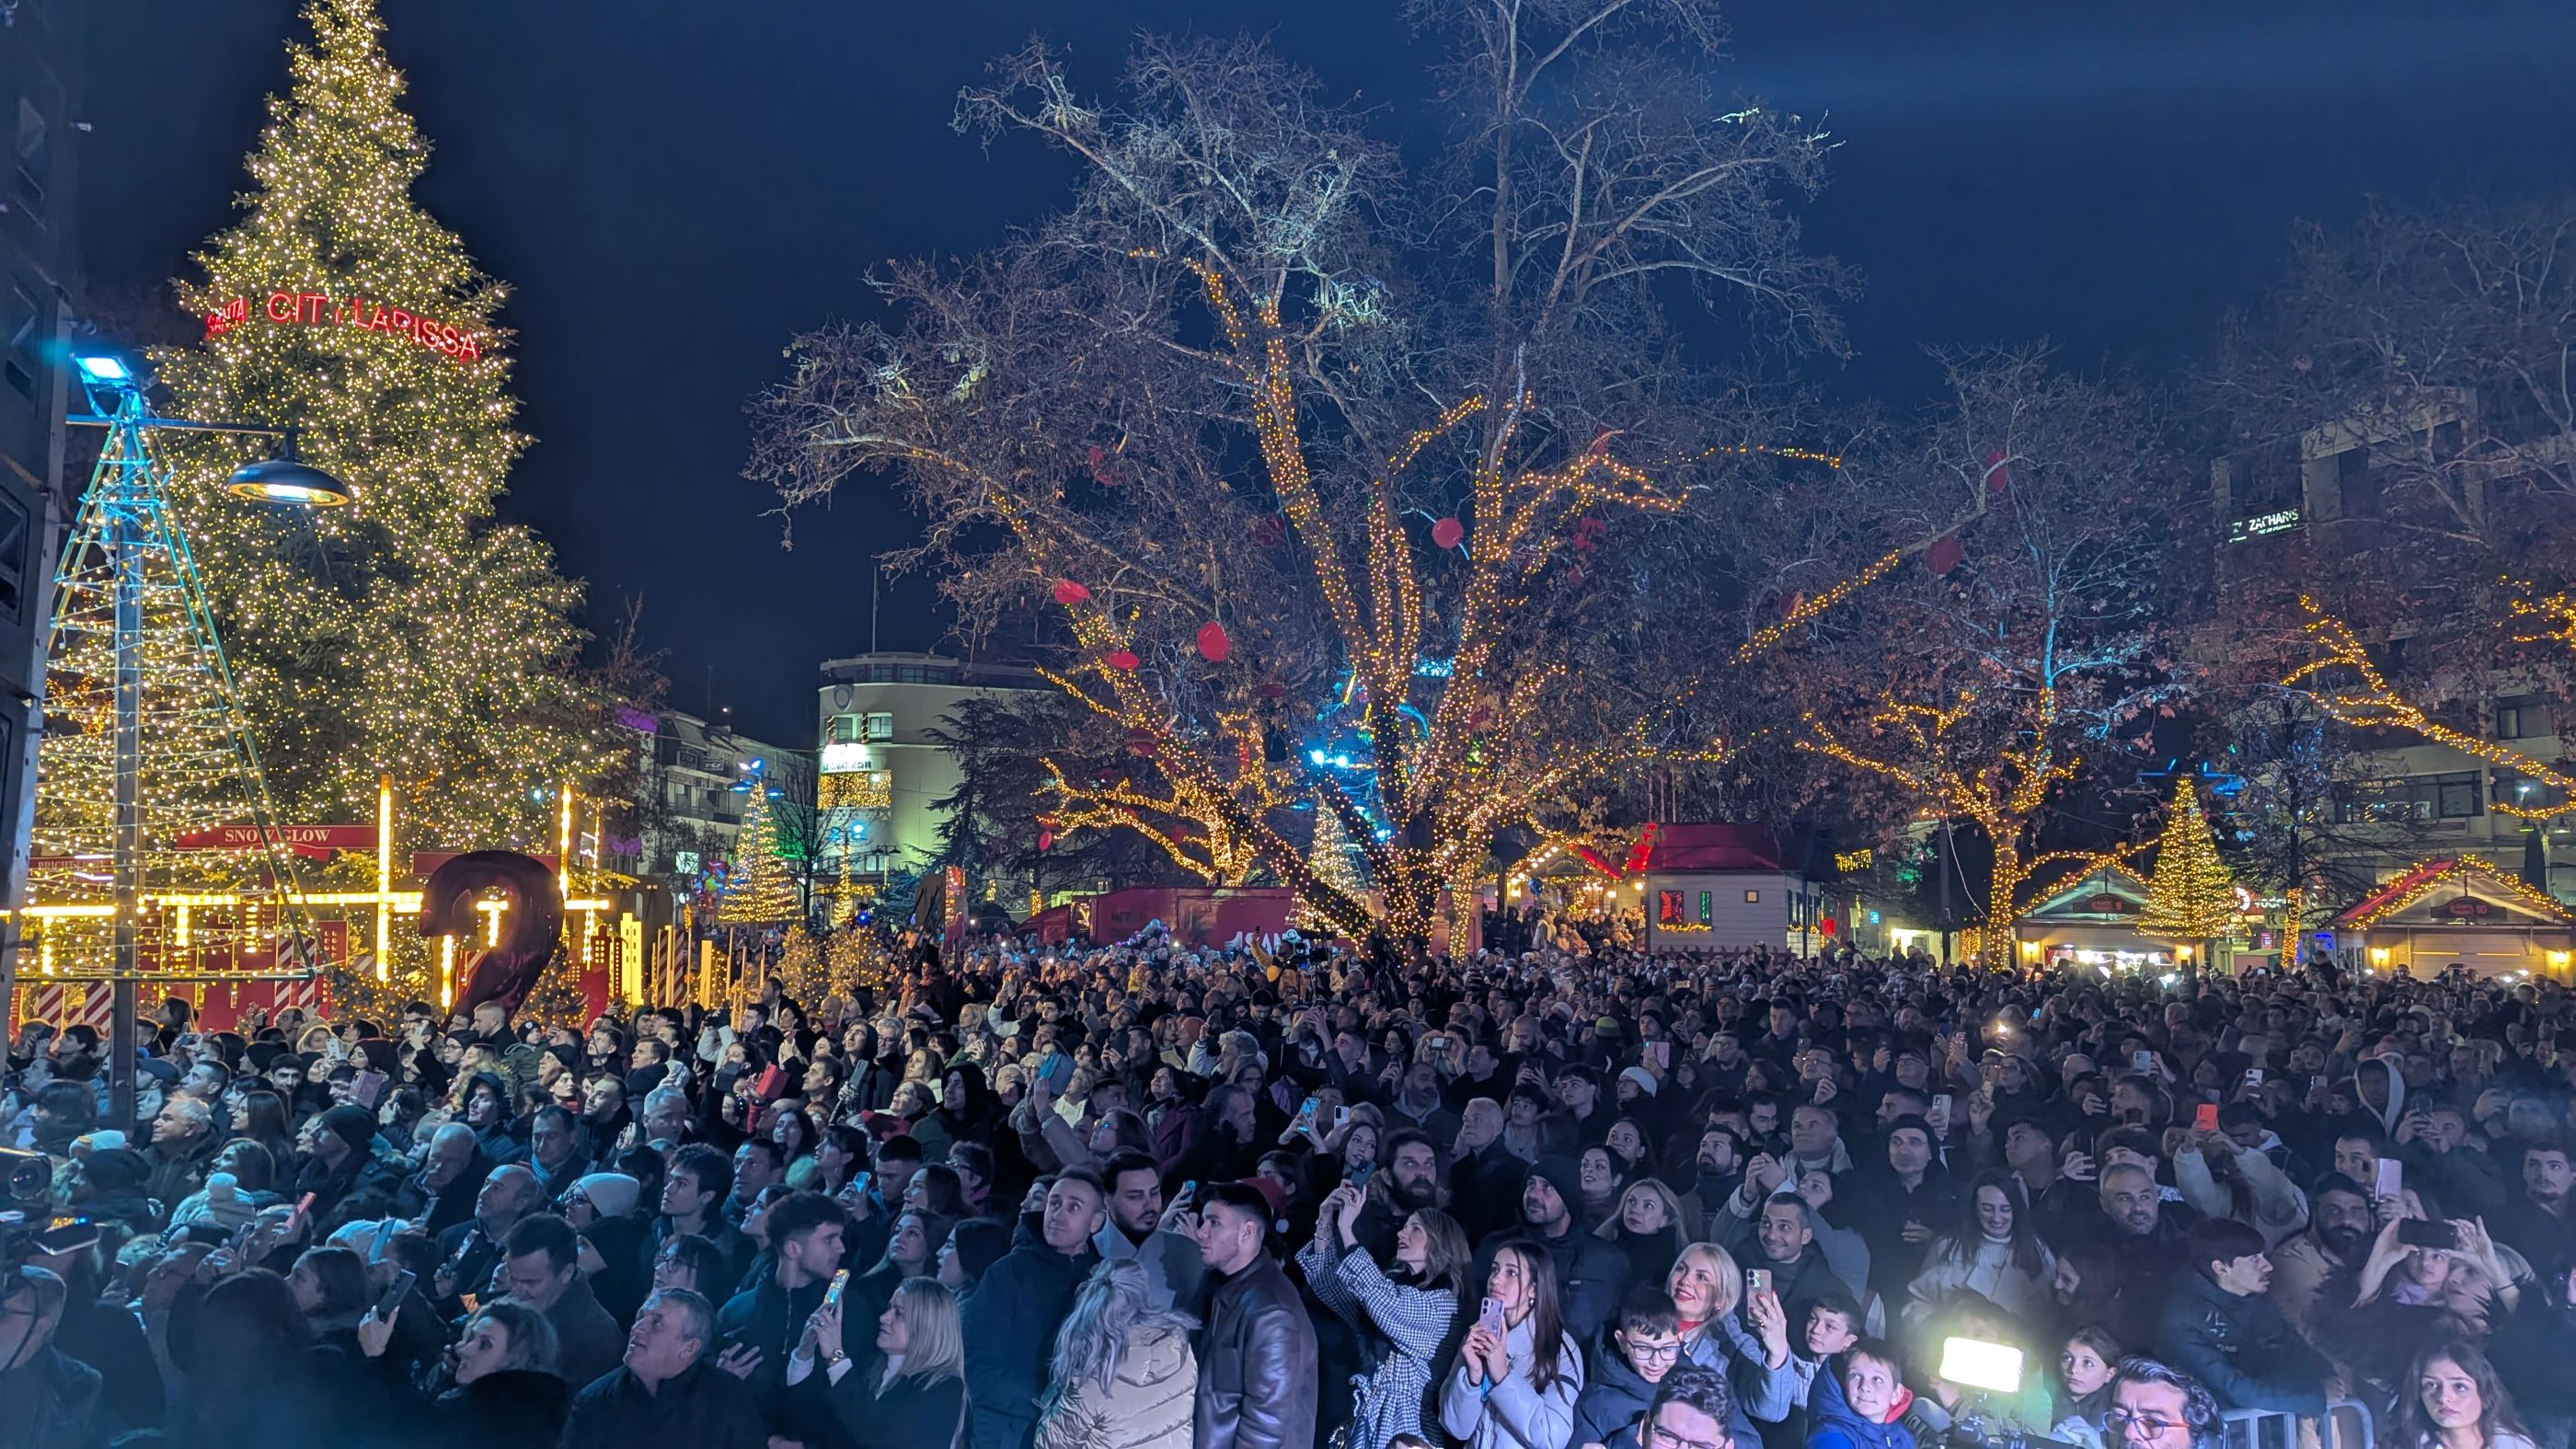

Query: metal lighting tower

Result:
[54,351,347,1125]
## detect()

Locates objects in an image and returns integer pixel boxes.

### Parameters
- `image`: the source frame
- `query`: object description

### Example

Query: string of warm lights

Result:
[1735,549,1905,662]
[2341,855,2575,930]
[141,0,616,1011]
[2285,597,2576,823]
[1797,686,2082,967]
[2135,777,2239,941]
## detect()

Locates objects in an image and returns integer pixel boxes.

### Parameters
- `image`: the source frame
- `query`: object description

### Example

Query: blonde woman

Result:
[1034,1259,1197,1449]
[786,1275,969,1449]
[1597,1179,1689,1289]
[1666,1242,1798,1422]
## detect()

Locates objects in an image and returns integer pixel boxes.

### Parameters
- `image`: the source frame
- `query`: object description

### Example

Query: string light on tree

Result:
[2136,777,2240,946]
[151,0,611,1016]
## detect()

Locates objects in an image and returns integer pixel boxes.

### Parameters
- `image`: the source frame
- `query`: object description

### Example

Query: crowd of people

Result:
[5,926,2576,1449]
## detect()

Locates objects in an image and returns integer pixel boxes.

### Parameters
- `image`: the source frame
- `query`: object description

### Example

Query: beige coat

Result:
[1032,1323,1197,1449]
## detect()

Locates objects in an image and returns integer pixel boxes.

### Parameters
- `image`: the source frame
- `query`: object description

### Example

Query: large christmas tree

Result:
[717,777,799,926]
[2138,777,2240,947]
[155,0,604,901]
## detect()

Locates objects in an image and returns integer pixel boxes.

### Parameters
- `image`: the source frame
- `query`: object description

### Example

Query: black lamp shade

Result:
[226,455,352,506]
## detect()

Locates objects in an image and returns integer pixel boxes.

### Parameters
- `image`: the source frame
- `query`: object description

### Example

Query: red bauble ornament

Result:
[1567,568,1588,588]
[1258,682,1286,701]
[1037,829,1054,852]
[1195,621,1232,663]
[1983,449,2011,494]
[1052,580,1091,606]
[1105,649,1139,672]
[1125,728,1157,757]
[1431,516,1466,550]
[1927,535,1964,576]
[1780,591,1806,618]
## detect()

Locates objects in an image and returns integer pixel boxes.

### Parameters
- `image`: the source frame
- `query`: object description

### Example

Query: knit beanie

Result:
[1528,1155,1585,1219]
[318,1103,378,1156]
[573,1172,642,1220]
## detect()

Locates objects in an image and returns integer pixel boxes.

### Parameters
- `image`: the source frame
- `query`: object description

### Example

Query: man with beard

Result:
[580,1074,633,1161]
[1351,1128,1443,1263]
[1092,1148,1202,1310]
[1718,1180,1878,1334]
[1476,1154,1628,1344]
[1381,1058,1459,1146]
[2089,1161,2202,1328]
[2264,1175,2375,1332]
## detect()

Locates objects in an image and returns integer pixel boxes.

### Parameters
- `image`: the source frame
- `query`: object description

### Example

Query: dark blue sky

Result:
[82,0,2576,742]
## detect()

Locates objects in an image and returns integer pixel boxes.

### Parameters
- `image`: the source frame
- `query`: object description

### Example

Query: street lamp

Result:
[62,349,351,1128]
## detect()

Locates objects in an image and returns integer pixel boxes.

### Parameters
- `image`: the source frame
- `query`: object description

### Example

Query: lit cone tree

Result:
[771,925,826,1006]
[717,780,799,926]
[826,926,892,997]
[153,0,606,998]
[1298,807,1367,934]
[2137,777,2240,952]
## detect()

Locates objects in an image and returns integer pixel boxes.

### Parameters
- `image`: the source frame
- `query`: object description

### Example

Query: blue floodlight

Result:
[73,352,132,385]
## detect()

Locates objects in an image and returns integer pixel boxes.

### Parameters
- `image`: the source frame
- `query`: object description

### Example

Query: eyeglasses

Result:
[2107,1409,2179,1437]
[1647,1424,1730,1449]
[1629,1340,1685,1362]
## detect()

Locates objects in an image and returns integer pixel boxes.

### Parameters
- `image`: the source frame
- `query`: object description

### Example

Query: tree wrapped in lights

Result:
[2286,596,2576,825]
[1299,808,1367,933]
[753,18,1856,949]
[717,773,799,926]
[153,0,607,966]
[825,925,894,997]
[770,925,826,1006]
[1795,351,2184,966]
[2137,777,2240,947]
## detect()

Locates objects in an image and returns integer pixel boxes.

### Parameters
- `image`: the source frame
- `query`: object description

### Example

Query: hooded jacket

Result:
[1032,1321,1196,1449]
[961,1235,1100,1449]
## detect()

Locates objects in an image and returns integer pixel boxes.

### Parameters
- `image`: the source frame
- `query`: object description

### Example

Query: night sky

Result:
[79,0,2576,744]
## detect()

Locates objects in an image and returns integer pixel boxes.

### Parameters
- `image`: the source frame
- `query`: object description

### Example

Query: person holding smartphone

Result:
[1441,1239,1583,1449]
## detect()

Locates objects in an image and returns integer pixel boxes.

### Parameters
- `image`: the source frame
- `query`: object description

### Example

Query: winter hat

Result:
[1883,1112,1935,1144]
[948,1218,1011,1284]
[1618,1066,1660,1098]
[353,1038,399,1074]
[80,1146,150,1194]
[1595,1016,1623,1038]
[1233,1175,1290,1226]
[572,1172,642,1220]
[1528,1155,1584,1217]
[245,1041,286,1072]
[317,1103,378,1156]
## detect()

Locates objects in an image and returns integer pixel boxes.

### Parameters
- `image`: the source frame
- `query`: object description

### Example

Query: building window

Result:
[2335,447,2380,520]
[13,99,46,219]
[2337,772,2484,823]
[864,711,892,742]
[1743,889,1760,903]
[4,282,38,399]
[2497,695,2554,741]
[2494,771,2570,814]
[828,712,866,744]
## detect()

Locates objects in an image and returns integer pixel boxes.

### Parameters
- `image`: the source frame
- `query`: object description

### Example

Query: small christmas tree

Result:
[1298,808,1368,933]
[2138,777,2240,946]
[827,926,893,997]
[717,776,799,926]
[771,925,826,1007]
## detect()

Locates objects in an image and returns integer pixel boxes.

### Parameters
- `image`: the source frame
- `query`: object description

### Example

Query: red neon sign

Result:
[203,290,484,363]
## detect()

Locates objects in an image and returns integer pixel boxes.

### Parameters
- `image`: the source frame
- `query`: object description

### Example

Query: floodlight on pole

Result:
[52,346,348,1129]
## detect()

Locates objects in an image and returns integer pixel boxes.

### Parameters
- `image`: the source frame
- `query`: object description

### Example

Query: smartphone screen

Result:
[2375,1157,2404,1198]
[1297,1097,1318,1124]
[2133,1051,2154,1073]
[375,1267,417,1319]
[824,1268,850,1306]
